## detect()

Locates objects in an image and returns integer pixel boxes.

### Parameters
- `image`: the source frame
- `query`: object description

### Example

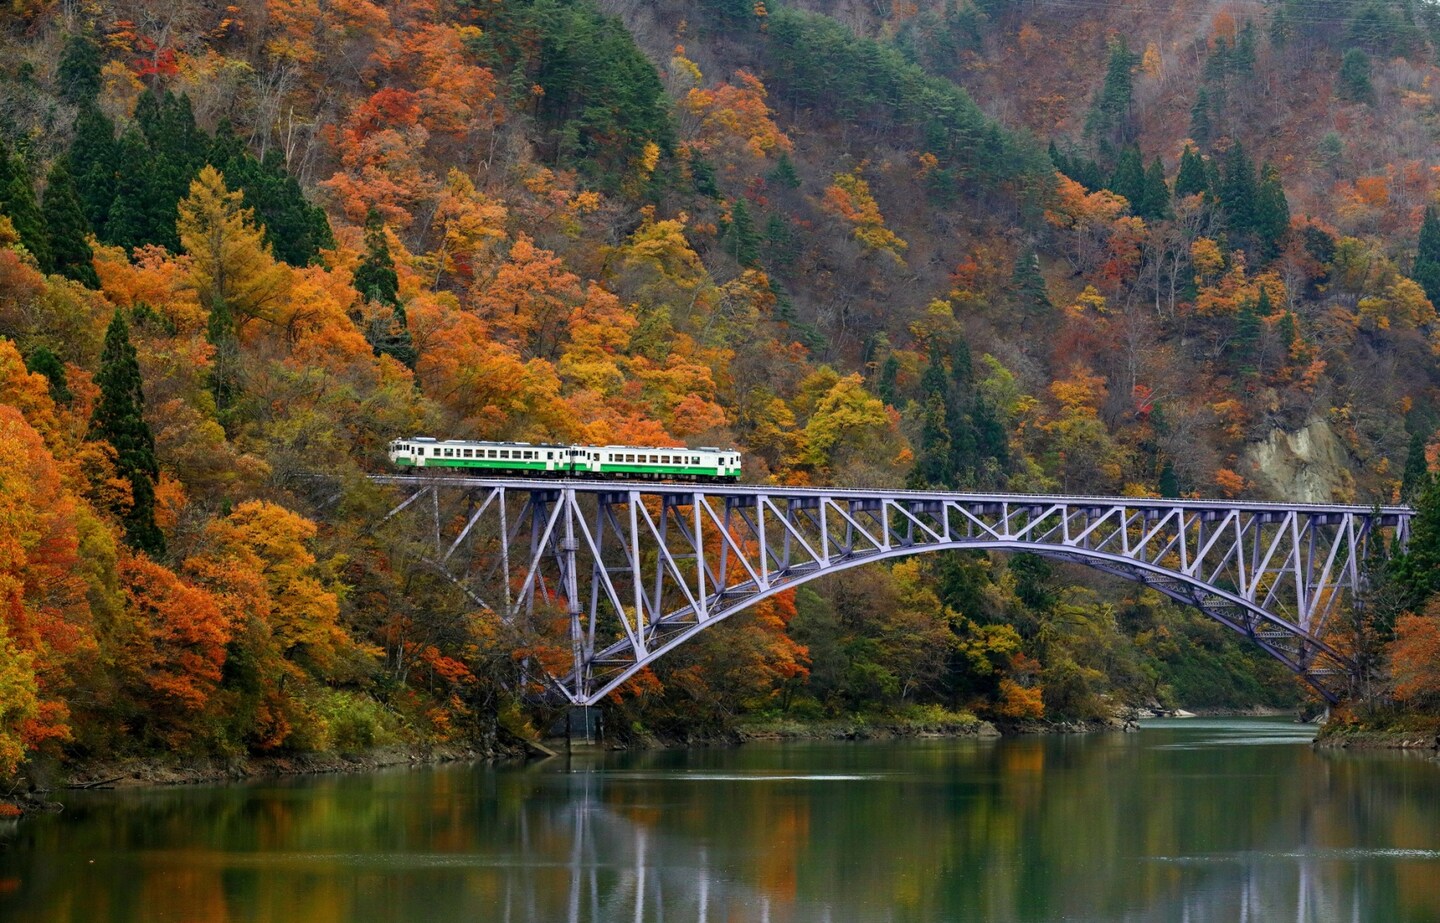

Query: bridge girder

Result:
[372,476,1412,706]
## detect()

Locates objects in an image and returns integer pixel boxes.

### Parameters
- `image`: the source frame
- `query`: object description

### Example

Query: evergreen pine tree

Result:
[1174,145,1210,199]
[1137,157,1172,221]
[1108,146,1145,209]
[352,209,416,368]
[1253,162,1291,258]
[1234,295,1262,378]
[0,141,51,271]
[1158,459,1181,498]
[1190,88,1213,145]
[1401,429,1431,503]
[24,346,72,404]
[1393,471,1440,610]
[1011,250,1052,316]
[1204,36,1231,83]
[722,197,760,266]
[353,208,400,306]
[90,310,165,556]
[1085,37,1138,144]
[767,152,800,190]
[1233,21,1258,80]
[909,392,953,489]
[69,103,118,237]
[206,295,240,421]
[42,158,99,287]
[763,213,798,269]
[1413,206,1440,305]
[1277,310,1298,356]
[876,353,900,408]
[57,34,102,106]
[1219,141,1258,237]
[105,128,173,252]
[1338,48,1374,102]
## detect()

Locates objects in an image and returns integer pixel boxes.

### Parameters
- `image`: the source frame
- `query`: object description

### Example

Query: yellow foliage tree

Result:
[178,166,291,333]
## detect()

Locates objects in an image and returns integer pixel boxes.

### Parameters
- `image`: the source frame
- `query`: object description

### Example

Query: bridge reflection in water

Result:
[374,477,1411,704]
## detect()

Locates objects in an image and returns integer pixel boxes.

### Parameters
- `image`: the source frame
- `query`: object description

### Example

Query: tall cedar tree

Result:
[1219,141,1258,237]
[1138,157,1172,222]
[1253,162,1290,258]
[1393,472,1440,611]
[353,208,416,368]
[1338,48,1375,102]
[42,159,99,287]
[69,104,118,237]
[1413,207,1440,305]
[1108,147,1145,209]
[0,141,51,271]
[24,346,72,404]
[1012,250,1052,316]
[1400,429,1431,502]
[1189,88,1213,145]
[722,197,760,267]
[90,310,165,556]
[56,33,102,106]
[1085,37,1138,145]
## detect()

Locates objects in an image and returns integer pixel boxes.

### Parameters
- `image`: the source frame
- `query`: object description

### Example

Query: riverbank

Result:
[0,742,507,819]
[1313,709,1440,751]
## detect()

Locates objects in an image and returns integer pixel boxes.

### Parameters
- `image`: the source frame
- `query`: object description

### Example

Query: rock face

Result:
[1243,418,1353,503]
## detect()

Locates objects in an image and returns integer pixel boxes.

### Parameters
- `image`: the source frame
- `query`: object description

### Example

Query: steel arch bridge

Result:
[371,476,1413,706]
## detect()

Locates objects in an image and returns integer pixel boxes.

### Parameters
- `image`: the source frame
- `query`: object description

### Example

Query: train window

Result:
[461,449,471,458]
[416,448,424,456]
[500,450,509,459]
[650,455,659,463]
[524,451,534,459]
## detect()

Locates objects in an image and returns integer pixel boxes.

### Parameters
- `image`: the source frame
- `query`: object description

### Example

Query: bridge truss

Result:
[372,476,1412,705]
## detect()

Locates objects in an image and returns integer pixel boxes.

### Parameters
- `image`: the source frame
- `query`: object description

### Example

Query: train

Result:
[387,437,743,481]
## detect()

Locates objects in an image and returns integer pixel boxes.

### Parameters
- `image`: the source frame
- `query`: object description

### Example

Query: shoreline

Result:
[0,707,1308,817]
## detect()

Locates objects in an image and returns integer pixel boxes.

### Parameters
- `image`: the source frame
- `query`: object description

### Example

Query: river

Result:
[3,718,1440,922]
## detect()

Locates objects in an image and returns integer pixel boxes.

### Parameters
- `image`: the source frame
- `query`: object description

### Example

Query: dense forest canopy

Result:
[2,0,1440,774]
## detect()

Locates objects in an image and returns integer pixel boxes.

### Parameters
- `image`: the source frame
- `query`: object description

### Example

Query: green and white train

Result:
[387,437,742,482]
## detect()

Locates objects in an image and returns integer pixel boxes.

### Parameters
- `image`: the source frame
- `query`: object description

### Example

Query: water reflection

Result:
[3,720,1440,922]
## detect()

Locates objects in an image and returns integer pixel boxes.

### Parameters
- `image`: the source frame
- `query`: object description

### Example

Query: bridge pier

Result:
[566,705,602,748]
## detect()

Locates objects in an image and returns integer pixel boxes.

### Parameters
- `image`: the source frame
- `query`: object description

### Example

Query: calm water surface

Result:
[3,719,1440,922]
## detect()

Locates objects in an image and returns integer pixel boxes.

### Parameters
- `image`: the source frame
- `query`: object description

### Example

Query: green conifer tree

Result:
[1190,88,1213,145]
[1219,141,1258,237]
[1233,21,1258,79]
[1137,157,1172,222]
[1085,37,1138,145]
[24,346,72,404]
[1338,48,1374,103]
[1401,429,1432,503]
[69,103,118,237]
[42,159,99,287]
[90,310,165,556]
[768,152,801,190]
[57,34,102,106]
[1158,459,1181,498]
[351,209,416,368]
[1392,471,1440,611]
[1174,146,1210,199]
[1011,250,1052,316]
[1413,207,1440,305]
[354,208,400,306]
[1253,162,1290,259]
[0,141,52,271]
[722,197,760,267]
[207,124,332,266]
[876,353,900,408]
[1108,146,1145,209]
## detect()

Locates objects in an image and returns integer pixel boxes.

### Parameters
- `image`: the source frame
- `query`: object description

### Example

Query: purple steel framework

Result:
[372,476,1412,705]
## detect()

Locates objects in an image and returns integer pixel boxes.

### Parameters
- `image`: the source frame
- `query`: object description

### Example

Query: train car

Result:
[569,445,741,481]
[387,437,572,474]
[387,438,742,481]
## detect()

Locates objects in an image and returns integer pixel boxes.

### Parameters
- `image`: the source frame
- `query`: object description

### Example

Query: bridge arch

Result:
[372,477,1410,707]
[577,540,1351,706]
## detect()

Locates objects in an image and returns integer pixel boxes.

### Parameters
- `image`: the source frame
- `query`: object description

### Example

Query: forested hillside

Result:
[2,0,1440,776]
